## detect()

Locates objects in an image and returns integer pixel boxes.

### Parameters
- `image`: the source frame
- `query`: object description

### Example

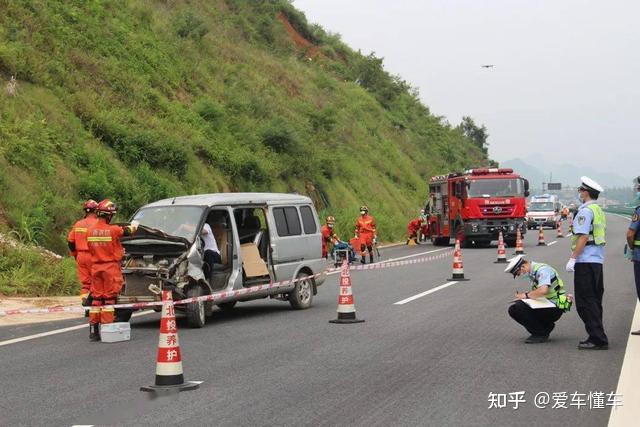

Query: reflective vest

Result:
[571,203,606,250]
[531,264,571,311]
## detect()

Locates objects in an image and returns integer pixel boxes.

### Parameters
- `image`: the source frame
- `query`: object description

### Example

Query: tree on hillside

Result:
[458,116,488,154]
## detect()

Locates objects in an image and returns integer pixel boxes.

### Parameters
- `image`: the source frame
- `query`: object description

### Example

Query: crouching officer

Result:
[505,255,571,343]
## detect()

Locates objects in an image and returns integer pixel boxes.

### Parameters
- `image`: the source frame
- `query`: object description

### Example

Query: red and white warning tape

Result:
[0,250,453,317]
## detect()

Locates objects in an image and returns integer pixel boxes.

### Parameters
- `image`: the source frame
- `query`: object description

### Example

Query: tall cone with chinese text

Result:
[329,260,365,324]
[514,226,525,255]
[537,225,546,246]
[494,231,507,263]
[448,239,469,281]
[141,290,201,393]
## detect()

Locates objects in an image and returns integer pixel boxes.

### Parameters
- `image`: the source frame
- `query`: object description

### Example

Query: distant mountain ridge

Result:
[501,155,631,189]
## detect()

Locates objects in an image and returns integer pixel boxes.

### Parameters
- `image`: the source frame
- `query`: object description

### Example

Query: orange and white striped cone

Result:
[537,225,546,246]
[141,290,202,393]
[514,226,525,255]
[448,239,469,281]
[556,220,564,238]
[494,231,507,264]
[329,260,365,324]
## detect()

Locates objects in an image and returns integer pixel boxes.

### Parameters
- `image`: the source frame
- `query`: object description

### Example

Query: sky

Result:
[293,0,640,181]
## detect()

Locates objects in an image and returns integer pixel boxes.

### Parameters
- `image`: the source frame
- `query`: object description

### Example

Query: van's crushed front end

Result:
[119,226,204,304]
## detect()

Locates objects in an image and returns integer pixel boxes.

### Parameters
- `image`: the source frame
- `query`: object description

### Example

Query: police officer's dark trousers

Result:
[508,301,563,337]
[634,261,640,301]
[575,262,608,345]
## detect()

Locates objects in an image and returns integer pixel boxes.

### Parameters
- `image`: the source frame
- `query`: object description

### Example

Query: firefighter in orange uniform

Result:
[86,199,138,341]
[321,216,340,259]
[67,200,99,304]
[406,217,422,245]
[355,205,377,264]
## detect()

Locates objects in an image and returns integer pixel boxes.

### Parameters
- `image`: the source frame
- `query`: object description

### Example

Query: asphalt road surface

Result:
[0,214,636,427]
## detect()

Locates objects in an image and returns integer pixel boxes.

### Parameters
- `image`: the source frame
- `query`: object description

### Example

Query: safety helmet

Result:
[96,199,118,219]
[326,215,336,224]
[83,199,98,213]
[420,209,425,215]
[359,205,369,213]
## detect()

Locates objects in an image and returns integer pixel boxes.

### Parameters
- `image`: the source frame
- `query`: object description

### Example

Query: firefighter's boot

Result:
[360,256,366,264]
[89,324,101,342]
[369,253,374,264]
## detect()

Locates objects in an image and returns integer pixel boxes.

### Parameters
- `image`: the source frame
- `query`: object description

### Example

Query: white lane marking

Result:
[0,311,154,348]
[548,241,557,246]
[393,281,459,305]
[326,247,450,276]
[608,301,640,427]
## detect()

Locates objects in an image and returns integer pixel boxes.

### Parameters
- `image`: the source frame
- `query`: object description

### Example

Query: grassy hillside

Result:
[0,0,490,295]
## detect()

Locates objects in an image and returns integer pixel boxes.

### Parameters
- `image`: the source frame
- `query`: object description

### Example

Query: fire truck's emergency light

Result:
[465,168,514,175]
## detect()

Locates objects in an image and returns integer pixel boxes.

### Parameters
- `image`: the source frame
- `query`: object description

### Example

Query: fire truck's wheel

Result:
[186,285,206,328]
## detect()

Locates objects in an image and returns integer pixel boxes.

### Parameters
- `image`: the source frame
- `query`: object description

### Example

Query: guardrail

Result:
[604,206,635,217]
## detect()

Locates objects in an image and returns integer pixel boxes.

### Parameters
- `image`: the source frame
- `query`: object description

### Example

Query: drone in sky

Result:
[481,64,495,68]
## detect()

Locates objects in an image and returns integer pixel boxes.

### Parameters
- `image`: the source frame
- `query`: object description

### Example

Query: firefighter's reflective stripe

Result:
[87,237,113,242]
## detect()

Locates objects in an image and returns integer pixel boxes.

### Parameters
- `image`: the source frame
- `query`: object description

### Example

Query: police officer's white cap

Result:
[504,255,526,277]
[580,176,603,193]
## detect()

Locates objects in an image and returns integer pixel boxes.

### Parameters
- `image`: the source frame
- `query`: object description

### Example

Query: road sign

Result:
[547,183,562,190]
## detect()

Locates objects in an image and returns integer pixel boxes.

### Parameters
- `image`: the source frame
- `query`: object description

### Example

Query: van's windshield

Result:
[132,206,205,242]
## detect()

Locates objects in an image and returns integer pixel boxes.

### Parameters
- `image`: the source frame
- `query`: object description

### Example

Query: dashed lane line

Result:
[393,281,459,305]
[548,241,558,246]
[0,311,154,348]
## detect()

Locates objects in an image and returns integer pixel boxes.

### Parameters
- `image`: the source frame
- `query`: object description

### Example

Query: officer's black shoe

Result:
[631,330,640,336]
[360,257,366,264]
[89,324,101,342]
[525,335,549,344]
[579,338,590,344]
[578,341,608,350]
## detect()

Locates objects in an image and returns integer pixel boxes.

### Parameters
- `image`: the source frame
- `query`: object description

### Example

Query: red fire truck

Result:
[425,168,529,247]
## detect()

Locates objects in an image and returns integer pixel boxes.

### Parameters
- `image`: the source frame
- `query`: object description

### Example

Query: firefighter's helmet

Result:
[359,205,369,213]
[83,199,98,213]
[96,199,117,219]
[326,215,336,224]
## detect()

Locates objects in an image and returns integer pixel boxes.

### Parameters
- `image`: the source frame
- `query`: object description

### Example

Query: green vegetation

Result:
[0,0,490,295]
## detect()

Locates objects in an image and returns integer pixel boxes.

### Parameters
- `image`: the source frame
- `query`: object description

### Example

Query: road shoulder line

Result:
[608,301,640,427]
[0,311,153,348]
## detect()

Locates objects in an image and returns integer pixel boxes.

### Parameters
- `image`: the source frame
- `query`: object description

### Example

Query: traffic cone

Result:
[494,231,507,263]
[141,290,202,393]
[329,260,365,324]
[448,239,469,281]
[556,221,564,238]
[537,225,546,246]
[514,226,525,255]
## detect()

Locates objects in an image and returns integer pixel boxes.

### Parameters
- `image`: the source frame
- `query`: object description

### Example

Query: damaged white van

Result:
[117,193,326,327]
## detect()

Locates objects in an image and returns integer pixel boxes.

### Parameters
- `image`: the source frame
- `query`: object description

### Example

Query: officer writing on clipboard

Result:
[506,255,571,344]
[566,176,608,350]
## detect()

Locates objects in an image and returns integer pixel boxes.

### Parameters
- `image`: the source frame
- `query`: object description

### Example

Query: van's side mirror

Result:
[523,179,530,197]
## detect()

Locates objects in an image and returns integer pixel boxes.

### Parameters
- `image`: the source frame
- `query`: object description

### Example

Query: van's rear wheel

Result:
[289,273,313,310]
[186,286,206,328]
